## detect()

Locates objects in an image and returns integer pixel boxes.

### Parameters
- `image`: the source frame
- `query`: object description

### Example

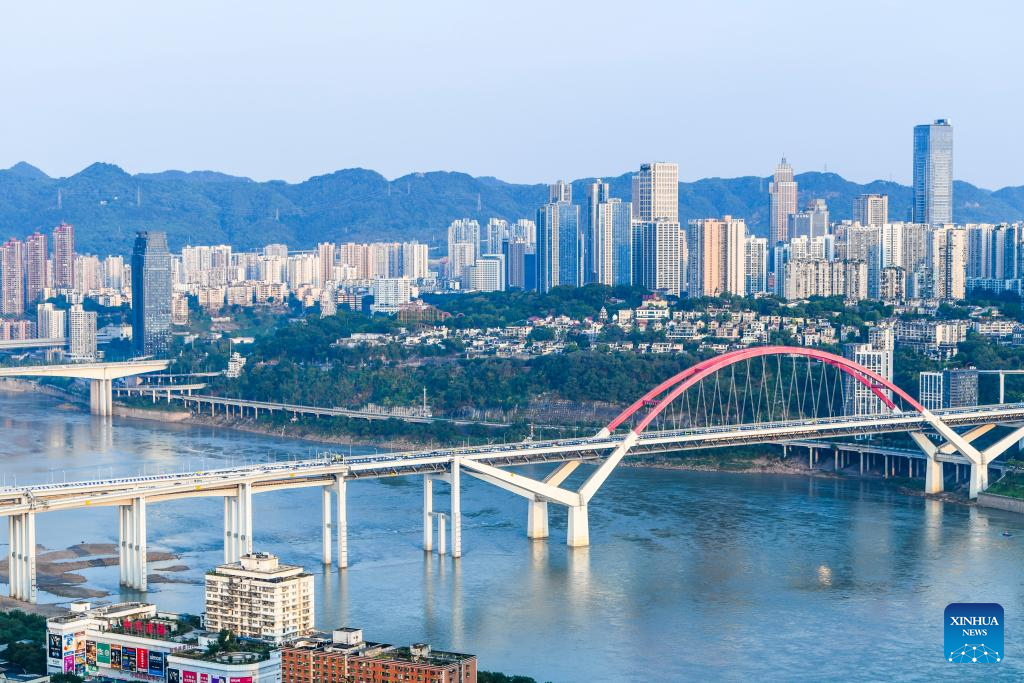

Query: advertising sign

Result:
[123,646,137,673]
[168,668,180,683]
[182,670,197,683]
[211,676,225,683]
[229,677,253,683]
[63,654,75,673]
[86,640,97,666]
[48,634,62,660]
[62,633,75,655]
[200,672,209,683]
[137,647,150,672]
[110,644,122,670]
[97,642,111,666]
[149,650,166,678]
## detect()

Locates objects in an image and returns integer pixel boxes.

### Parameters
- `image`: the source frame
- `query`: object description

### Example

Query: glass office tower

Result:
[131,231,173,356]
[912,119,953,225]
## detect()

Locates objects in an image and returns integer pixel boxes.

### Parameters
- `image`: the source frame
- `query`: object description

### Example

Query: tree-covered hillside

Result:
[2,161,1024,255]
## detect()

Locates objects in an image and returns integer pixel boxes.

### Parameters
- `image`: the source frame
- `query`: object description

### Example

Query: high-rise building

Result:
[52,223,75,290]
[928,226,967,301]
[69,304,97,362]
[789,198,829,240]
[0,238,25,315]
[594,198,633,286]
[853,194,889,227]
[632,162,678,222]
[637,220,683,296]
[36,302,66,339]
[769,158,798,247]
[503,239,535,290]
[482,218,508,256]
[913,119,954,225]
[205,552,314,644]
[843,342,893,416]
[25,232,47,304]
[317,242,336,287]
[131,231,173,356]
[919,369,979,410]
[446,218,481,285]
[744,237,769,294]
[587,179,610,283]
[536,187,582,292]
[686,217,747,297]
[469,255,505,292]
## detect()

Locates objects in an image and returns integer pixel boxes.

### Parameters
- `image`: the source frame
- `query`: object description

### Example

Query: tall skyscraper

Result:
[0,238,25,315]
[25,232,47,304]
[638,220,682,296]
[594,198,633,286]
[853,194,889,227]
[131,231,173,356]
[928,226,967,301]
[744,237,769,294]
[52,223,75,290]
[686,217,747,297]
[446,218,481,285]
[483,218,509,256]
[69,304,97,362]
[587,179,610,283]
[36,302,66,340]
[769,158,798,248]
[316,242,336,287]
[537,187,582,292]
[913,119,953,225]
[789,198,829,239]
[631,162,679,222]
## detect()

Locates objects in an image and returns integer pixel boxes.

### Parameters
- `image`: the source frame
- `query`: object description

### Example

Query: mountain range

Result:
[2,161,1024,256]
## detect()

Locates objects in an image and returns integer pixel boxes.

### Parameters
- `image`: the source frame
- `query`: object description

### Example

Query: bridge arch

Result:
[604,345,925,436]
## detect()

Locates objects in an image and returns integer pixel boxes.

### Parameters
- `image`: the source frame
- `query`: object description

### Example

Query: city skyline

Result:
[1,3,1023,189]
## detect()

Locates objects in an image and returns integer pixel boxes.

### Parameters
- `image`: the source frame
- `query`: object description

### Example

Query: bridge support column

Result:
[119,498,147,590]
[450,459,461,559]
[7,512,37,603]
[423,476,433,552]
[335,475,348,569]
[321,485,332,565]
[969,464,989,500]
[925,457,944,494]
[567,505,589,548]
[527,499,549,539]
[89,378,113,417]
[434,512,447,556]
[223,484,253,563]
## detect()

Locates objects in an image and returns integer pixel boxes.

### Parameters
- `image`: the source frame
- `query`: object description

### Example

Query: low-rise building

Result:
[280,628,476,683]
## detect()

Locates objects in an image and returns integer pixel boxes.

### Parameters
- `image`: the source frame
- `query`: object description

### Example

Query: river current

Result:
[2,391,1023,681]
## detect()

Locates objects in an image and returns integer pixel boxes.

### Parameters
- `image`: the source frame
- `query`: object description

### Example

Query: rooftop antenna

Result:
[477,193,482,212]
[275,208,280,222]
[57,188,62,210]
[137,186,141,207]
[387,182,391,197]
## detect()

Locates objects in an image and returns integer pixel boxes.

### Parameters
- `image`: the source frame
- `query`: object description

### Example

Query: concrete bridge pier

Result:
[89,378,113,416]
[567,504,589,548]
[119,497,147,590]
[422,463,461,558]
[7,512,37,603]
[320,476,349,568]
[223,483,253,563]
[526,499,549,539]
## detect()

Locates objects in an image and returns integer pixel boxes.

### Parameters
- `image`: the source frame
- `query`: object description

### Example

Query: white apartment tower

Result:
[204,552,314,644]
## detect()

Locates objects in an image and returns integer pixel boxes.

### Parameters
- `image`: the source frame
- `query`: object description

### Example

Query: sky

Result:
[1,1,1022,188]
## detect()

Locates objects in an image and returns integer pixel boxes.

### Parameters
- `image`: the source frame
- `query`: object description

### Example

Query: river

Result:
[2,391,1023,681]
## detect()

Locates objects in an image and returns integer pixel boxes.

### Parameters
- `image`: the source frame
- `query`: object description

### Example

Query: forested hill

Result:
[2,160,1024,256]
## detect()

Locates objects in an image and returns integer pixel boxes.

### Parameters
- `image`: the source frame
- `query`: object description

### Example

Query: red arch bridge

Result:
[4,345,1024,602]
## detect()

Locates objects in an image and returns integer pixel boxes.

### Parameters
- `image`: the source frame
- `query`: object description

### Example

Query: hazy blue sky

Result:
[2,1,1021,187]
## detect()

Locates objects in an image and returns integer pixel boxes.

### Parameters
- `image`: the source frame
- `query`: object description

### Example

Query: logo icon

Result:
[945,603,1004,663]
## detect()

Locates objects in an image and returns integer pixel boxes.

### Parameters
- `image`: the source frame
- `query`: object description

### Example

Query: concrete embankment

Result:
[977,492,1024,514]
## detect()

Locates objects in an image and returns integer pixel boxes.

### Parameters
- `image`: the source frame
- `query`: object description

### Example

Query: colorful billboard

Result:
[229,677,253,683]
[137,647,149,673]
[110,644,122,670]
[182,670,197,683]
[149,650,166,677]
[86,640,97,667]
[168,668,180,683]
[63,654,75,673]
[48,634,61,660]
[97,642,111,666]
[123,647,137,673]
